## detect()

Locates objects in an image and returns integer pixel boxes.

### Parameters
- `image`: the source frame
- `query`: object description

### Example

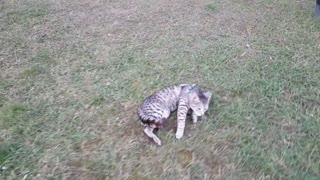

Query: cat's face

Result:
[189,91,212,116]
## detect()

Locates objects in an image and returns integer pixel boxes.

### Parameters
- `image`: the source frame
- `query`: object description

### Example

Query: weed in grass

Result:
[0,141,35,178]
[0,103,28,127]
[206,4,217,11]
[5,6,47,26]
[21,66,47,78]
[0,143,11,165]
[90,96,105,106]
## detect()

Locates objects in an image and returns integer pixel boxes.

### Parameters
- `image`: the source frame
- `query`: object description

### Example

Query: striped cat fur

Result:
[137,84,212,145]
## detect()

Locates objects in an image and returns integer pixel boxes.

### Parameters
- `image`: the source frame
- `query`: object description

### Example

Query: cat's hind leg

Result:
[143,126,161,145]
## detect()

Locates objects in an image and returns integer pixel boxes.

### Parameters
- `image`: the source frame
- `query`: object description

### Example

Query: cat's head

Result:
[188,86,212,116]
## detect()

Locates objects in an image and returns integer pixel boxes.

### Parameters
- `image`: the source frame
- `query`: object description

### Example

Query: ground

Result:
[0,0,320,179]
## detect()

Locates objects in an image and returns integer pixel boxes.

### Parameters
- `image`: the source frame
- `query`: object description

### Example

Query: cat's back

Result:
[138,84,189,113]
[143,84,186,104]
[137,84,189,127]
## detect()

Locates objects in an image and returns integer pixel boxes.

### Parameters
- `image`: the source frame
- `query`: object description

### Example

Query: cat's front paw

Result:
[192,113,198,124]
[153,136,161,146]
[175,132,183,139]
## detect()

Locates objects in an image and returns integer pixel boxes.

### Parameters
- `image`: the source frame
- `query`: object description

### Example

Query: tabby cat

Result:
[137,84,212,145]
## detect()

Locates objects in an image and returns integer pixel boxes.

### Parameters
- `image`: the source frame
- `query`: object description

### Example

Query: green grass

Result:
[206,3,217,11]
[0,0,319,179]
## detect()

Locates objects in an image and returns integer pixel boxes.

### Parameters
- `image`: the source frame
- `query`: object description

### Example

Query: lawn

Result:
[0,0,319,179]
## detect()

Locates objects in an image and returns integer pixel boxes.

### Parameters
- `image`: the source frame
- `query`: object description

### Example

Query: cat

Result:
[137,84,212,145]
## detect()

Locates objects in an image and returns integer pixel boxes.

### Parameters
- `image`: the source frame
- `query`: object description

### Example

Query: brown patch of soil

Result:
[177,149,193,168]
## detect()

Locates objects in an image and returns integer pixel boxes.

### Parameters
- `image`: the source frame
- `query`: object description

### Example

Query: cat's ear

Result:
[204,91,212,100]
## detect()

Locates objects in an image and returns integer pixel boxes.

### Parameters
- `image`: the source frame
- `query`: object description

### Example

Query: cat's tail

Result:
[139,117,168,128]
[154,118,168,128]
[137,106,168,128]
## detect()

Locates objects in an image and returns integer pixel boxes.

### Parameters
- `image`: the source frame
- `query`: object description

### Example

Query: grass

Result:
[206,3,217,11]
[0,0,320,179]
